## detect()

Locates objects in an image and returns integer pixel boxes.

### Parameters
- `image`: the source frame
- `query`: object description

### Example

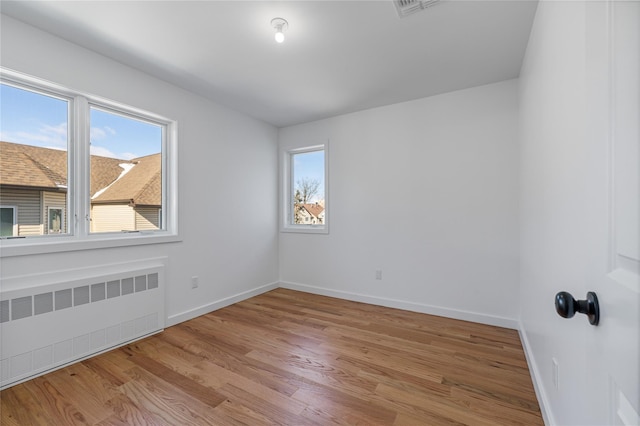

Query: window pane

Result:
[292,149,325,225]
[48,208,64,234]
[0,207,15,237]
[89,107,163,233]
[0,83,69,237]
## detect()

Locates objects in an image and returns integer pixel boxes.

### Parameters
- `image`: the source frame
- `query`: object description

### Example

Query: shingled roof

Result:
[91,153,161,206]
[0,141,68,189]
[298,203,324,218]
[0,141,161,206]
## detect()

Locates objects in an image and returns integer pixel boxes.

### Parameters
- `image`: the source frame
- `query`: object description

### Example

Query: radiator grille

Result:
[0,273,159,324]
[0,261,165,389]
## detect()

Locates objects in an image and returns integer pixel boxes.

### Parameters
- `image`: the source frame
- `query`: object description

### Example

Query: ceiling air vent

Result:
[394,0,443,18]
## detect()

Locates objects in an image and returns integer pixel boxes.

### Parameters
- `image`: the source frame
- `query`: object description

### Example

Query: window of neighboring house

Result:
[0,69,178,256]
[0,207,17,237]
[47,207,64,234]
[281,143,328,233]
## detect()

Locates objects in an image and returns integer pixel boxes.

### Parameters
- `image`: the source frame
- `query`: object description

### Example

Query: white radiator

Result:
[0,258,166,390]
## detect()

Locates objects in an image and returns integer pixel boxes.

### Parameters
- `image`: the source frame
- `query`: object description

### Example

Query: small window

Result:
[0,207,17,237]
[282,143,328,233]
[47,207,64,234]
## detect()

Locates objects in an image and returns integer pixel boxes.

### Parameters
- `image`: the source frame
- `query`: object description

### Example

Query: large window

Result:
[0,69,178,256]
[281,143,328,233]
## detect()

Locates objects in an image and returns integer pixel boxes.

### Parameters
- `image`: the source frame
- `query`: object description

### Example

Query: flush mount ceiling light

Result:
[271,17,288,43]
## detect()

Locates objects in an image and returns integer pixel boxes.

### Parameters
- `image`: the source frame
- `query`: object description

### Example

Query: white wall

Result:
[518,2,594,424]
[279,80,520,327]
[0,15,279,325]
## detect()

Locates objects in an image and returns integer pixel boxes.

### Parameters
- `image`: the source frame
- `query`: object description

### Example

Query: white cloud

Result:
[91,146,138,160]
[1,122,68,149]
[90,126,117,142]
[90,127,107,141]
[90,145,119,158]
[2,122,133,160]
[42,122,68,137]
[119,152,138,160]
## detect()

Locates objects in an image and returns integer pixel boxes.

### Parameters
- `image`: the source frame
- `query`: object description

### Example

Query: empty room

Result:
[0,0,638,425]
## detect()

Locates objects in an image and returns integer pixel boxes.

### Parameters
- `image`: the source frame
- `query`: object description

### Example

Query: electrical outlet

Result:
[191,276,199,289]
[375,270,382,280]
[552,358,559,390]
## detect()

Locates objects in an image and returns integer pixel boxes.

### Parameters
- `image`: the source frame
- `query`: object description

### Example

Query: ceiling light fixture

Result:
[271,17,288,43]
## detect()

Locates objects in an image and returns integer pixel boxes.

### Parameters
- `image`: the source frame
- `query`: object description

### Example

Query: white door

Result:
[584,1,639,424]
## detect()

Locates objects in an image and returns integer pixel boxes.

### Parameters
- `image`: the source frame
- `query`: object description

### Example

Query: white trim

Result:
[166,281,280,327]
[608,265,640,294]
[280,224,329,234]
[167,279,519,330]
[0,233,182,258]
[518,322,555,426]
[278,280,518,329]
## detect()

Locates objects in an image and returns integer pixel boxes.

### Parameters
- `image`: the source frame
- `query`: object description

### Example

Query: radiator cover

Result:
[0,258,166,389]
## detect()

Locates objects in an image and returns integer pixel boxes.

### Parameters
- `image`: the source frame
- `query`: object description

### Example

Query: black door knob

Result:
[555,291,600,326]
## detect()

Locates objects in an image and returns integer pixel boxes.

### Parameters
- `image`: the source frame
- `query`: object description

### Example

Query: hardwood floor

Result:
[1,288,543,425]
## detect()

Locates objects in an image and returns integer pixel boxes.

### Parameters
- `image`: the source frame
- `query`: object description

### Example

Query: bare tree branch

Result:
[295,178,320,204]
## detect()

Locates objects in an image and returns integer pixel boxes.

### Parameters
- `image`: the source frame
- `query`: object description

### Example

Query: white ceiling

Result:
[1,0,538,127]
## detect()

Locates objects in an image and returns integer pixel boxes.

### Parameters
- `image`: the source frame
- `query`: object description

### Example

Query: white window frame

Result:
[280,142,329,234]
[0,206,18,237]
[0,68,179,257]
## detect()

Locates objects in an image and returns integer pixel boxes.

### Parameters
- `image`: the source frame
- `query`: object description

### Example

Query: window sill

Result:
[0,232,182,258]
[280,225,328,235]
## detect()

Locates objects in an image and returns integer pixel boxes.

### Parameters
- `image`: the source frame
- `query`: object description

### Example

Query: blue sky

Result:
[293,150,325,202]
[1,83,161,160]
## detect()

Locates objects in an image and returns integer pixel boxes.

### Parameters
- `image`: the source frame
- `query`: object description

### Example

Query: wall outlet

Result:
[375,270,382,280]
[191,276,199,289]
[552,358,559,390]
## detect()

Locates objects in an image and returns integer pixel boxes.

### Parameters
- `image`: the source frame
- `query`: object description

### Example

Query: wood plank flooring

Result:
[0,288,543,425]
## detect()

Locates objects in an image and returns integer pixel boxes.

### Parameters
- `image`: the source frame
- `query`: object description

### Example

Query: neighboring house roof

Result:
[91,154,129,196]
[92,153,161,206]
[0,141,68,189]
[298,203,324,218]
[0,141,161,206]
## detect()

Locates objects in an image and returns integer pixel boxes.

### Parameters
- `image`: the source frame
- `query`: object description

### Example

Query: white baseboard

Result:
[519,321,554,426]
[279,281,518,330]
[167,281,518,330]
[166,281,279,327]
